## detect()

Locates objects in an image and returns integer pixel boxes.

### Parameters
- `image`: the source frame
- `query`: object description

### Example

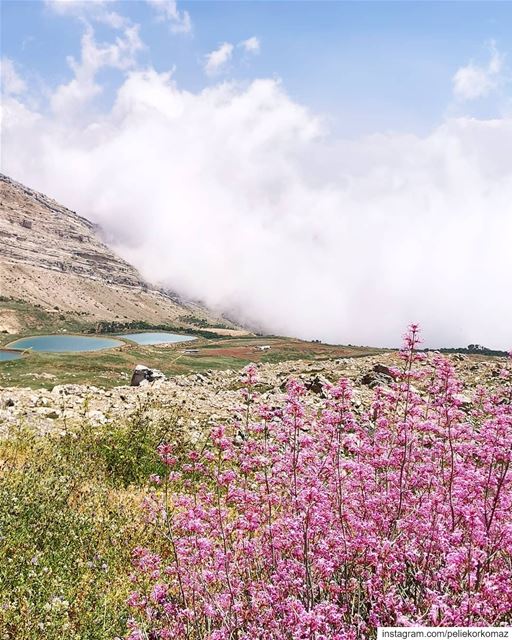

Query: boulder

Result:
[130,364,166,387]
[361,372,393,389]
[453,393,472,411]
[304,374,330,396]
[372,363,398,379]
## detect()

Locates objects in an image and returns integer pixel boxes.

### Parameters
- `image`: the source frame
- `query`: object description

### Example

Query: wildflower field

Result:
[127,327,512,638]
[1,327,511,639]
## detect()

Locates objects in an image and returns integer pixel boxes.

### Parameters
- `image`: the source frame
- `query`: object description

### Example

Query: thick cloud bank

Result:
[1,59,511,348]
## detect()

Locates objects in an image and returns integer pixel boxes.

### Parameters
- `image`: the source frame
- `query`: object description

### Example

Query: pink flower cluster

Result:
[127,326,512,639]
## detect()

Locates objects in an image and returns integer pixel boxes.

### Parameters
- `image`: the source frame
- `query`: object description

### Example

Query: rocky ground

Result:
[0,351,507,438]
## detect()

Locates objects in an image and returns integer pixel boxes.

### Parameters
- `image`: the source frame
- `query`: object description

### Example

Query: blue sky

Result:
[2,1,511,136]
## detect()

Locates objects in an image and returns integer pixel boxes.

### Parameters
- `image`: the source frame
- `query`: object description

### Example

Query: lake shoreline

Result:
[2,332,195,355]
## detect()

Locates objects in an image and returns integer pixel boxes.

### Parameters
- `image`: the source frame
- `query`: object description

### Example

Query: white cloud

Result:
[453,42,505,101]
[240,36,260,54]
[0,57,27,95]
[204,42,234,76]
[50,24,143,116]
[2,34,512,350]
[45,0,128,29]
[204,38,260,76]
[146,0,191,34]
[46,0,109,12]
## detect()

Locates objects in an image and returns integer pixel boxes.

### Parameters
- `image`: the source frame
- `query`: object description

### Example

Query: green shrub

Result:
[0,404,180,639]
[95,400,176,487]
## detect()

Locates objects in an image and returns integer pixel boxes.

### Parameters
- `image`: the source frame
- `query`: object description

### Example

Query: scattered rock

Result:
[303,374,330,396]
[130,365,166,387]
[372,363,398,379]
[360,362,401,388]
[453,393,472,411]
[361,372,393,389]
[86,410,108,425]
[0,352,508,438]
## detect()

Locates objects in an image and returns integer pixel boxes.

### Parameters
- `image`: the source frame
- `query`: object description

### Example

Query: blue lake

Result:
[0,350,23,362]
[7,335,124,353]
[117,332,195,345]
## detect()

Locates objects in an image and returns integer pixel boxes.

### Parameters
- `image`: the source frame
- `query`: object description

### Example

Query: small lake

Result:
[7,335,124,353]
[118,332,195,346]
[0,350,23,362]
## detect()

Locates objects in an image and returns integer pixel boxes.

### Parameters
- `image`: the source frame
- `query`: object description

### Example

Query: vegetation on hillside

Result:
[436,344,509,357]
[0,299,232,342]
[95,319,227,340]
[0,401,192,639]
[0,298,93,337]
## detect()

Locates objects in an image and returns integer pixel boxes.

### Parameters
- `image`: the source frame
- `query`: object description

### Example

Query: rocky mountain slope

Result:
[0,174,239,334]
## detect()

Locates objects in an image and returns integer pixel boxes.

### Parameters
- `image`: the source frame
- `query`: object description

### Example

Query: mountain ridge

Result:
[0,174,244,335]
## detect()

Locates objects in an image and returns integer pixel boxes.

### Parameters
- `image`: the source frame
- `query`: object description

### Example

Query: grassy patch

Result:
[0,337,385,389]
[1,299,385,389]
[0,405,186,639]
[0,299,93,341]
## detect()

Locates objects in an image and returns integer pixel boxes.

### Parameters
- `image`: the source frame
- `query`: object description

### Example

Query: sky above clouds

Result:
[1,1,511,348]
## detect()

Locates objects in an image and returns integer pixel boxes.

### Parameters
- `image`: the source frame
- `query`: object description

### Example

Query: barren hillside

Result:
[0,174,241,334]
